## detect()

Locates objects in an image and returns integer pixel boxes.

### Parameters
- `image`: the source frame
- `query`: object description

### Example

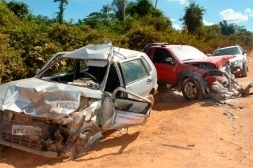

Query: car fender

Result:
[176,70,208,97]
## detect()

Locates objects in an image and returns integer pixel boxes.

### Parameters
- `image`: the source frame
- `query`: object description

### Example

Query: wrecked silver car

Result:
[0,43,158,158]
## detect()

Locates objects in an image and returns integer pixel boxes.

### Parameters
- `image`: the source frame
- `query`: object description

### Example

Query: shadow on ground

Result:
[0,131,140,167]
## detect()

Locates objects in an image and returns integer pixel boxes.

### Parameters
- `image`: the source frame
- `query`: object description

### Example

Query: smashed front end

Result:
[0,108,102,158]
[185,55,252,100]
[0,79,103,158]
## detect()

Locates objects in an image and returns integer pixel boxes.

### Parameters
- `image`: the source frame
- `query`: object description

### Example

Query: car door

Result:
[118,57,154,97]
[151,48,177,84]
[100,87,152,130]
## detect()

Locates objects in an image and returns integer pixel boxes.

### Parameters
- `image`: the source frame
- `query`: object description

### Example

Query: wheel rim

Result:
[184,81,197,99]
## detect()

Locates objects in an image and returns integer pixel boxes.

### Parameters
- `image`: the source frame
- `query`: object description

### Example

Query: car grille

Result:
[2,133,42,150]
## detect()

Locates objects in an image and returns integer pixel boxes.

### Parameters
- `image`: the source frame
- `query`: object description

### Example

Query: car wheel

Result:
[182,78,201,100]
[72,121,101,158]
[241,63,247,77]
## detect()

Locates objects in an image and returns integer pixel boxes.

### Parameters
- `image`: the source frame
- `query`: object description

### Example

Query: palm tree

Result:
[180,2,205,34]
[101,4,112,14]
[53,0,68,24]
[111,0,128,22]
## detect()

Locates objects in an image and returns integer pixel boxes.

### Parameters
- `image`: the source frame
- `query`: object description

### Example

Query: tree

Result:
[111,0,128,22]
[127,0,163,17]
[6,0,29,19]
[82,12,111,29]
[204,24,220,40]
[180,2,205,34]
[101,4,112,14]
[53,0,68,24]
[219,20,236,36]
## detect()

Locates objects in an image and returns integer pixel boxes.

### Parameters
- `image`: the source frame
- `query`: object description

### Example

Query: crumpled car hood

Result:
[0,78,102,119]
[184,55,233,69]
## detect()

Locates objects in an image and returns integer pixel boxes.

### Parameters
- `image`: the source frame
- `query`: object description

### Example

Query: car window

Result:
[41,58,75,77]
[141,56,152,73]
[79,60,88,73]
[153,48,173,64]
[120,59,148,85]
[146,48,152,57]
[213,47,240,56]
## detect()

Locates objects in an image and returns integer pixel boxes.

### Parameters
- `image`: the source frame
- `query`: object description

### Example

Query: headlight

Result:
[232,60,242,65]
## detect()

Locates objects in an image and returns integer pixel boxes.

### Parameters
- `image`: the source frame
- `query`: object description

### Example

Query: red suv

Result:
[143,43,234,100]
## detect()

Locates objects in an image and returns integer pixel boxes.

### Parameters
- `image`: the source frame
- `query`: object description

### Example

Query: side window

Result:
[120,59,148,85]
[153,48,174,65]
[141,56,152,73]
[146,48,152,57]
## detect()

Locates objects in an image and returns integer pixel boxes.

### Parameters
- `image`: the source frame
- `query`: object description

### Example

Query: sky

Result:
[12,0,253,31]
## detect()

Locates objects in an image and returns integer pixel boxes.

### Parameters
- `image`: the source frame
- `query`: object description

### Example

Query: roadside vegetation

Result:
[0,0,252,83]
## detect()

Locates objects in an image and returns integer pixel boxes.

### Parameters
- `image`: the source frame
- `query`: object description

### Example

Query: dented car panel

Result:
[143,44,236,100]
[0,43,158,158]
[0,78,102,119]
[184,55,234,70]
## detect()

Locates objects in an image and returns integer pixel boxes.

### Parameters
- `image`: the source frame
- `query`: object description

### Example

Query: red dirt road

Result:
[1,51,253,168]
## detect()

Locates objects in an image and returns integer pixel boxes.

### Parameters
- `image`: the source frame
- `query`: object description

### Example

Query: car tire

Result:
[241,63,247,77]
[182,78,202,100]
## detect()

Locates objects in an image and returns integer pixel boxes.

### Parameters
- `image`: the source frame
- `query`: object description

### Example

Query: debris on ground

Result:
[223,110,238,121]
[212,100,244,111]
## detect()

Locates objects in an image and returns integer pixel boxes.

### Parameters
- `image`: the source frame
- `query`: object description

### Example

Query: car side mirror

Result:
[165,57,174,64]
[243,50,247,55]
[206,54,212,57]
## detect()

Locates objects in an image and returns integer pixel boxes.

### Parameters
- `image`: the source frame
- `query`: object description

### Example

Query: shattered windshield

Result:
[40,57,77,78]
[37,58,100,89]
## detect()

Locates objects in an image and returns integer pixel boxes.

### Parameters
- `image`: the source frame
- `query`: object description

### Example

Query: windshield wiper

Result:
[182,59,193,61]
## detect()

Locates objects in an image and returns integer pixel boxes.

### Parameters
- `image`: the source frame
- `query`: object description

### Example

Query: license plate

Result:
[12,125,42,136]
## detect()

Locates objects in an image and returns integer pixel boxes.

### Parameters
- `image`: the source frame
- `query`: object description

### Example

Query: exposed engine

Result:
[0,110,102,158]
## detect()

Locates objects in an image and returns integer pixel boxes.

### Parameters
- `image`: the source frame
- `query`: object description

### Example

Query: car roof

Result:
[149,44,190,49]
[63,43,144,60]
[215,45,239,50]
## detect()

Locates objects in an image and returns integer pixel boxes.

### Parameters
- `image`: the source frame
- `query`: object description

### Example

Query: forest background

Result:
[0,0,253,83]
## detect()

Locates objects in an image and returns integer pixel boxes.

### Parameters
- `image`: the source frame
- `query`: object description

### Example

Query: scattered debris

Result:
[245,151,251,155]
[212,100,244,111]
[223,110,238,121]
[187,144,195,147]
[161,144,193,150]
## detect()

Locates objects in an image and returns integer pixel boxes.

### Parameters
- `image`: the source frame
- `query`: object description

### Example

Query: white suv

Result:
[213,45,248,77]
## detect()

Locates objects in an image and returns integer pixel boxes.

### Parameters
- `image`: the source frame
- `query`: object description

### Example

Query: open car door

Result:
[100,87,152,131]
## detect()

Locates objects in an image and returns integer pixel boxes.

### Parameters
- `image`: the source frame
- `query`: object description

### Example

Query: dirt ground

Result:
[1,51,253,168]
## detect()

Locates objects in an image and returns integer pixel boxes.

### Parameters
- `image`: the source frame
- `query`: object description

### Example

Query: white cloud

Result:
[170,18,177,21]
[219,9,248,23]
[203,20,214,26]
[167,0,188,5]
[173,24,181,30]
[244,8,253,17]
